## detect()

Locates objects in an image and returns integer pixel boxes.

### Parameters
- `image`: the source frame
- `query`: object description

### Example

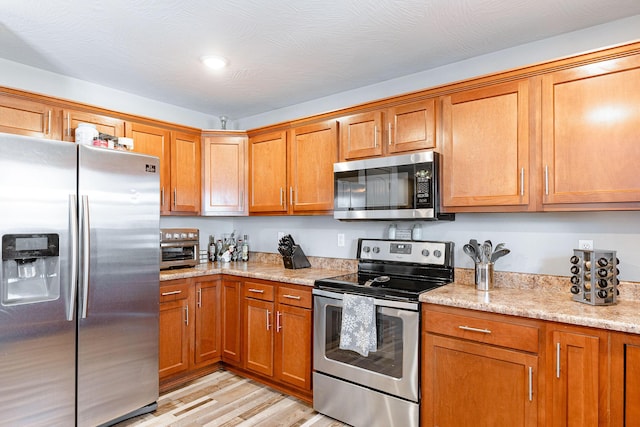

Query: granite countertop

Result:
[160,261,350,287]
[420,281,640,335]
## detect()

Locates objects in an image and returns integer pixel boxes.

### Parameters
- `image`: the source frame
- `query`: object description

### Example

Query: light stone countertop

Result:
[420,282,640,335]
[160,260,350,287]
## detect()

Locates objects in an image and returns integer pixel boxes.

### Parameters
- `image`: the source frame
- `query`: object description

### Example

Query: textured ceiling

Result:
[2,0,640,121]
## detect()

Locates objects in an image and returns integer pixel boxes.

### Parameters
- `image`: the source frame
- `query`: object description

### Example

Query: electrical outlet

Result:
[578,240,594,250]
[278,232,285,240]
[337,233,345,247]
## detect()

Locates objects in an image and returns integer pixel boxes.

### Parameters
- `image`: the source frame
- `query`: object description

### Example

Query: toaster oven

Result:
[160,228,199,270]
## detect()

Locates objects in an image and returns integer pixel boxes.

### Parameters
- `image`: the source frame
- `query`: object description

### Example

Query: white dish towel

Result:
[339,293,377,357]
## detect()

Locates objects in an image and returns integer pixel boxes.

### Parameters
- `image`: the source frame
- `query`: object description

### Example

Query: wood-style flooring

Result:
[114,370,350,427]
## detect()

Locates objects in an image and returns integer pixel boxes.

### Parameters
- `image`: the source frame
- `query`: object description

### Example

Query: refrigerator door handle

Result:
[80,195,91,319]
[68,194,78,321]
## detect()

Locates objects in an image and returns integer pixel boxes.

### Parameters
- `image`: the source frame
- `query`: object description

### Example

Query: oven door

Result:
[313,289,420,402]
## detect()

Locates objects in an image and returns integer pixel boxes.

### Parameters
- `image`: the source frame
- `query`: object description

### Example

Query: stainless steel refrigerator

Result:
[0,133,160,426]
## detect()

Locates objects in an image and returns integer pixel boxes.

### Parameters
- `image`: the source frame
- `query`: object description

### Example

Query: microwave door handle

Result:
[67,194,78,321]
[80,195,90,319]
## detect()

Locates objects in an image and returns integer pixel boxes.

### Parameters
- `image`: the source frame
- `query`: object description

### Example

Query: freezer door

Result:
[77,145,160,427]
[0,134,77,426]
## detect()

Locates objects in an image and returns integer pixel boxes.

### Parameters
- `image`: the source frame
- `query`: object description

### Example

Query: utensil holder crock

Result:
[475,262,494,291]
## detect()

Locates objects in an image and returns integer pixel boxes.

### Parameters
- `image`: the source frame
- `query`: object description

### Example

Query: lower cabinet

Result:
[221,277,243,365]
[243,279,313,400]
[159,276,221,388]
[610,331,640,426]
[546,324,609,427]
[422,304,541,427]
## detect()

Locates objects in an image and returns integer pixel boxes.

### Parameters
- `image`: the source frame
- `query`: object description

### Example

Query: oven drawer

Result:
[244,281,275,301]
[423,305,540,353]
[159,280,190,303]
[277,285,312,309]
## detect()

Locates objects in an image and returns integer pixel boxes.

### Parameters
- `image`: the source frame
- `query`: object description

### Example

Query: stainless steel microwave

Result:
[333,151,453,221]
[160,228,199,270]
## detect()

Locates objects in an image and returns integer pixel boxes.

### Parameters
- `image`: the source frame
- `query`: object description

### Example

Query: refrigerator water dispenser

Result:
[1,233,60,305]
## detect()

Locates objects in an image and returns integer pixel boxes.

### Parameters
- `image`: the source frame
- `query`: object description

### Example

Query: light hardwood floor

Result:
[114,370,350,427]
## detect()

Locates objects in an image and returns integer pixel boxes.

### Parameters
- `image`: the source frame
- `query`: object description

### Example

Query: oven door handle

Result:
[312,288,419,311]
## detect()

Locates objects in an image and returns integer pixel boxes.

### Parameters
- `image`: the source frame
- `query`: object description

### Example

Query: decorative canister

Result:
[75,123,98,145]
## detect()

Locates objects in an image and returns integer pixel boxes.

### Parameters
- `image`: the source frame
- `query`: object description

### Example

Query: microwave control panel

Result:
[415,166,433,208]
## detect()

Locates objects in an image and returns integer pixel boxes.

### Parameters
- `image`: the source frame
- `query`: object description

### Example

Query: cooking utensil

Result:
[463,244,479,262]
[490,248,510,262]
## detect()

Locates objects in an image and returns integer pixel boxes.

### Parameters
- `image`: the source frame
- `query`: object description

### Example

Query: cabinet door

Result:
[193,278,220,365]
[548,328,607,427]
[159,297,190,379]
[221,278,242,365]
[249,131,288,213]
[0,95,58,139]
[441,80,530,210]
[289,121,337,213]
[202,133,247,215]
[61,109,124,142]
[126,122,171,213]
[275,303,311,390]
[170,132,200,214]
[339,111,383,160]
[387,98,436,154]
[542,54,640,207]
[244,298,274,377]
[423,334,538,427]
[611,332,640,426]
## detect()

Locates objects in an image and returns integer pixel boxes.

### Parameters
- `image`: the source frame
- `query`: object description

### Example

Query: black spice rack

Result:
[570,249,620,306]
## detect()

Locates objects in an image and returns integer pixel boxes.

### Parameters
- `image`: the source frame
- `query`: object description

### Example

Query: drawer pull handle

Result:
[458,325,492,334]
[248,288,265,294]
[283,294,301,300]
[161,290,182,296]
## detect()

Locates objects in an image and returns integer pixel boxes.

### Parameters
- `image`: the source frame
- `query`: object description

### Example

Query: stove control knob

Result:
[372,246,380,254]
[362,246,370,253]
[433,250,442,258]
[422,249,430,257]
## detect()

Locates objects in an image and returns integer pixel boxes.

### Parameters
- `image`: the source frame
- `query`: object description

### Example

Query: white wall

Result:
[237,14,640,129]
[163,212,640,282]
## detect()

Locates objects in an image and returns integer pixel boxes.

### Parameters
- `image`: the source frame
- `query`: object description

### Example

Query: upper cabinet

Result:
[249,120,337,215]
[0,94,59,139]
[338,99,436,161]
[127,122,200,215]
[202,131,248,216]
[541,53,640,209]
[441,80,531,211]
[61,109,125,142]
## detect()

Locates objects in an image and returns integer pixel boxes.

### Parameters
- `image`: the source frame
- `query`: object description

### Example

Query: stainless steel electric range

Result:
[312,238,455,427]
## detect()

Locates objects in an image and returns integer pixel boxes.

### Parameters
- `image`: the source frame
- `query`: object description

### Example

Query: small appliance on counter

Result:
[570,249,620,306]
[277,234,310,269]
[160,228,199,270]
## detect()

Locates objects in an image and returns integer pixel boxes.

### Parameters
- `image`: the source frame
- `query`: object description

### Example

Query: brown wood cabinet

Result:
[611,331,640,426]
[422,304,541,427]
[541,53,640,210]
[242,280,313,398]
[202,132,248,216]
[221,277,243,365]
[61,109,124,142]
[441,80,531,211]
[547,324,609,427]
[158,276,221,388]
[339,100,436,161]
[0,94,59,139]
[159,279,191,379]
[126,123,200,215]
[249,121,337,215]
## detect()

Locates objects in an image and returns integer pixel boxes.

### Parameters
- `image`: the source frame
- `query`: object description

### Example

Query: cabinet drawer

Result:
[159,281,190,303]
[423,306,540,353]
[277,285,312,309]
[244,281,275,301]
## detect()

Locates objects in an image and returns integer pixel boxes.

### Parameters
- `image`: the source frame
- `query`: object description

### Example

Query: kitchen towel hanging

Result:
[339,294,377,356]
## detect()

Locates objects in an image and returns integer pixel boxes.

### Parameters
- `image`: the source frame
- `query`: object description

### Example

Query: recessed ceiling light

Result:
[201,55,228,70]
